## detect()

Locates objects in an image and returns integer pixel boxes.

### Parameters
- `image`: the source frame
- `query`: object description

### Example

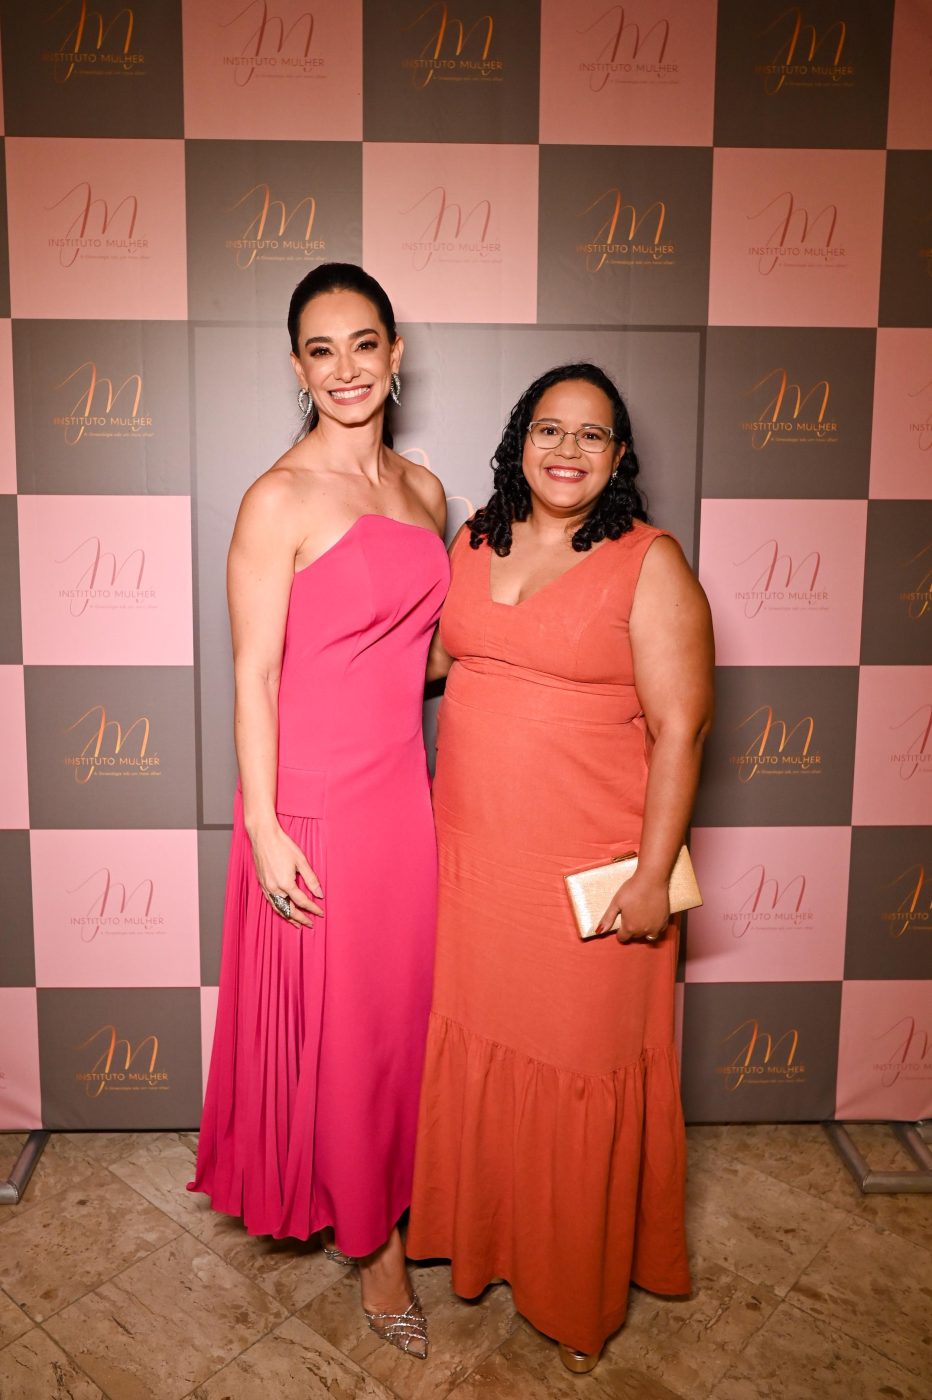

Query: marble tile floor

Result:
[0,1123,929,1400]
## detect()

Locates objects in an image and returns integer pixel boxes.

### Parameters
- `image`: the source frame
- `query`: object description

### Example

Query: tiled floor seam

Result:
[780,1296,922,1382]
[34,1315,119,1400]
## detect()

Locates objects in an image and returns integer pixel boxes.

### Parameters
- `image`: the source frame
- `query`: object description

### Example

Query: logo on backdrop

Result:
[43,0,145,83]
[75,1023,167,1097]
[722,863,812,938]
[718,1018,805,1091]
[225,183,326,269]
[218,1,323,85]
[46,181,148,268]
[56,537,154,617]
[732,704,822,782]
[873,1016,932,1088]
[743,368,837,450]
[908,378,932,451]
[400,186,500,270]
[402,3,502,88]
[732,539,827,619]
[755,7,853,96]
[577,6,677,91]
[899,542,932,621]
[64,704,160,784]
[882,864,932,939]
[67,866,164,941]
[577,187,674,272]
[889,703,932,782]
[53,361,151,446]
[747,191,846,277]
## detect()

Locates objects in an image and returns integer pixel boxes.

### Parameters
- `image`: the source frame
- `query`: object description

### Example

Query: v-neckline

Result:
[487,536,613,609]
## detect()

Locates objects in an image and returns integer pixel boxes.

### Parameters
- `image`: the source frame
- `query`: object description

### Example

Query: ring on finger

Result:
[269,892,292,919]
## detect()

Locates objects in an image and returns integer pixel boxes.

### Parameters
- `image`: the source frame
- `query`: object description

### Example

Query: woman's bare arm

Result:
[227,472,324,926]
[598,536,714,940]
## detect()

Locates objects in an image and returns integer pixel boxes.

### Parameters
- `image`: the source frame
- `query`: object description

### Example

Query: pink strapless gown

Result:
[189,515,449,1256]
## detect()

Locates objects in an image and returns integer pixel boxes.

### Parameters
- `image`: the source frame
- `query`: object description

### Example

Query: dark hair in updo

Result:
[288,262,398,444]
[468,362,648,555]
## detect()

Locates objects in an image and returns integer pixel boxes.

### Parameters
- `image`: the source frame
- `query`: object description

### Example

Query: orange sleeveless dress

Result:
[408,521,690,1354]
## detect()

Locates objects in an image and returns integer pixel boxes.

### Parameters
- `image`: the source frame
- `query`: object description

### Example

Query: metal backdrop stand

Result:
[0,1132,51,1205]
[825,1121,932,1194]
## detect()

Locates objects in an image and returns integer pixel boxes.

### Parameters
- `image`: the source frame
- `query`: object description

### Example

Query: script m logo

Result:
[580,6,671,92]
[724,863,807,938]
[228,183,316,269]
[406,2,494,86]
[57,361,143,446]
[66,704,151,784]
[47,181,139,269]
[722,1018,800,1090]
[221,1,315,85]
[69,867,155,940]
[581,187,666,272]
[876,1015,930,1088]
[749,190,838,276]
[403,185,492,269]
[77,1023,158,1097]
[56,536,146,617]
[749,367,831,450]
[734,538,822,618]
[761,7,847,95]
[48,0,135,83]
[737,705,815,782]
[886,864,932,939]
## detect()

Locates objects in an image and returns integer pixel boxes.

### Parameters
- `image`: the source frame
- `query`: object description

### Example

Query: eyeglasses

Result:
[527,421,616,454]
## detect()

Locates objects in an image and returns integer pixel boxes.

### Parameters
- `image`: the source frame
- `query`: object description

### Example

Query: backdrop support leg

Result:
[0,1132,51,1205]
[825,1122,932,1194]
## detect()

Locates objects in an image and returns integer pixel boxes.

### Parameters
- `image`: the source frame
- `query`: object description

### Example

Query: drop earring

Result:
[298,386,313,417]
[390,373,401,405]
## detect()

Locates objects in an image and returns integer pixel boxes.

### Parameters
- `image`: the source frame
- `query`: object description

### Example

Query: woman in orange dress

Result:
[407,363,714,1372]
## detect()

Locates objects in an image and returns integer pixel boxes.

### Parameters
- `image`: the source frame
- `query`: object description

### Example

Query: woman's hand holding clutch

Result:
[597,872,670,943]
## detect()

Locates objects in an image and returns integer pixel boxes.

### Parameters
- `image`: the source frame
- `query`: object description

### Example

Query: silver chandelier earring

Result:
[298,386,313,417]
[390,373,401,405]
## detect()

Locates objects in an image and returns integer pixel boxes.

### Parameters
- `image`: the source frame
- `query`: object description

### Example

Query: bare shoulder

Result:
[236,460,310,536]
[393,451,447,529]
[633,531,711,619]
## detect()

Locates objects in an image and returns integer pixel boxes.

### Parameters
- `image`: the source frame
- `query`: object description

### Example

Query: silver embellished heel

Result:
[363,1291,429,1359]
[322,1243,355,1266]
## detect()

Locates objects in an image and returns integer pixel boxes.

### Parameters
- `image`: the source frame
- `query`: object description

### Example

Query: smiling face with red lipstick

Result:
[290,286,402,433]
[521,378,625,523]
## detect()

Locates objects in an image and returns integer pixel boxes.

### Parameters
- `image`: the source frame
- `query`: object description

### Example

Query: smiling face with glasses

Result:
[521,379,626,523]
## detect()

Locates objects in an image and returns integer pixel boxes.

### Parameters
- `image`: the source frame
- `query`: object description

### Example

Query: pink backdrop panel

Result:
[852,665,932,826]
[0,989,41,1130]
[182,0,363,140]
[887,0,932,150]
[699,499,868,665]
[30,829,200,989]
[0,320,13,493]
[836,980,932,1120]
[708,147,885,327]
[18,496,194,667]
[869,329,932,499]
[0,665,28,828]
[688,826,851,984]
[6,138,188,321]
[362,143,538,324]
[538,0,717,147]
[200,985,219,1102]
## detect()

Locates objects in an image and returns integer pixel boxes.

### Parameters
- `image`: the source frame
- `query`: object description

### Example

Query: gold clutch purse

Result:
[564,845,702,940]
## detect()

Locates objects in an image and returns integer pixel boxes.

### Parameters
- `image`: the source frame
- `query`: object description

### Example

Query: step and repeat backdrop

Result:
[0,0,929,1133]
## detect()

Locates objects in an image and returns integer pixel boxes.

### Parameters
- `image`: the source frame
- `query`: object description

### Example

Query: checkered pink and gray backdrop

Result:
[0,0,929,1131]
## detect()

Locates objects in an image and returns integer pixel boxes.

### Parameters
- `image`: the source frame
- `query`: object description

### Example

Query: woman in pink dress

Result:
[189,263,448,1358]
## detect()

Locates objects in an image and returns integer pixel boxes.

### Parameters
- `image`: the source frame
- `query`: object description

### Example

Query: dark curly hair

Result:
[288,262,397,445]
[468,363,648,555]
